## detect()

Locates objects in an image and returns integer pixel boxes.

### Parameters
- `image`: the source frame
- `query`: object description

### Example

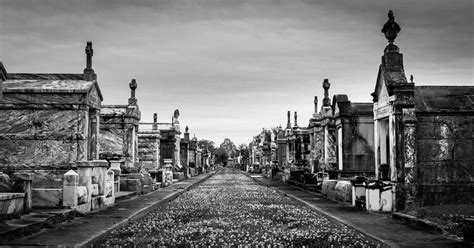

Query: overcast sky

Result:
[1,0,472,145]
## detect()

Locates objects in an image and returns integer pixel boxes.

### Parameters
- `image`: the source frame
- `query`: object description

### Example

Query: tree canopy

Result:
[197,139,216,154]
[220,138,237,158]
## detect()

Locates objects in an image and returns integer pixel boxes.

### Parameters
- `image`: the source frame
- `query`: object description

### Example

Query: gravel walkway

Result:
[101,168,380,247]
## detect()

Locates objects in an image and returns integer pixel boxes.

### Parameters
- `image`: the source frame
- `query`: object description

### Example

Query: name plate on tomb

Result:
[374,104,391,119]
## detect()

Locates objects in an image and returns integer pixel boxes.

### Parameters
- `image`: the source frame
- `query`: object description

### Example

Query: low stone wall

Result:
[0,193,25,215]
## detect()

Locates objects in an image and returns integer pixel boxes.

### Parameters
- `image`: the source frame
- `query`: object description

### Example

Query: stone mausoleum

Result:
[0,42,103,187]
[332,94,375,178]
[99,79,141,172]
[0,42,115,213]
[371,11,474,211]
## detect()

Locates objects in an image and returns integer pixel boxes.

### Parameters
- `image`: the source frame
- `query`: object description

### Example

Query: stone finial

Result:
[173,109,180,120]
[381,10,401,44]
[85,41,93,70]
[185,125,189,133]
[322,79,331,107]
[294,111,298,127]
[286,111,291,129]
[83,41,96,80]
[153,113,158,130]
[128,79,137,105]
[314,96,318,113]
[410,75,414,83]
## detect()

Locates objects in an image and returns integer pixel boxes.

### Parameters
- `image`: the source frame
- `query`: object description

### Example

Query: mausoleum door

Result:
[376,117,390,180]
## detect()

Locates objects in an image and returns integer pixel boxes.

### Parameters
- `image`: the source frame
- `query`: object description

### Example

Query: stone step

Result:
[0,209,75,245]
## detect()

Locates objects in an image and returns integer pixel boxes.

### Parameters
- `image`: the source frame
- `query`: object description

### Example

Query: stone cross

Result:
[322,79,331,107]
[128,79,137,105]
[314,96,318,113]
[83,41,96,80]
[153,113,158,130]
[286,111,291,129]
[85,41,93,70]
[294,111,298,127]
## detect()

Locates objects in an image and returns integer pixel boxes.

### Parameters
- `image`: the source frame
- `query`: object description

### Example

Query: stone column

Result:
[77,108,89,162]
[89,109,99,160]
[63,170,79,208]
[374,119,380,179]
[389,113,397,182]
[124,125,135,170]
[402,108,417,211]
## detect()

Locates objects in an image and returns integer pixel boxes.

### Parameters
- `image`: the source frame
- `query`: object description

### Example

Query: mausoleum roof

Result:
[8,73,85,80]
[101,105,128,115]
[4,79,94,92]
[350,103,373,115]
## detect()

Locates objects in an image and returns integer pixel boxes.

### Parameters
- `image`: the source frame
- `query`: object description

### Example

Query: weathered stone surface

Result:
[77,186,88,204]
[32,188,62,208]
[335,181,352,203]
[0,173,12,192]
[321,180,338,201]
[98,129,124,157]
[120,179,141,193]
[91,184,99,196]
[0,109,84,140]
[1,92,84,106]
[0,140,78,170]
[0,192,25,214]
[416,161,473,183]
[23,170,66,188]
[99,104,140,171]
[417,184,474,206]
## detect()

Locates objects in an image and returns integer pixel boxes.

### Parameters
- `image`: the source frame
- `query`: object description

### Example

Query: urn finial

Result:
[381,10,401,44]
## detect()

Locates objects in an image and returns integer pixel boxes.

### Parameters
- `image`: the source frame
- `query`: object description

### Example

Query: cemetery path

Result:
[6,168,470,247]
[5,170,218,247]
[100,168,381,247]
[251,173,471,248]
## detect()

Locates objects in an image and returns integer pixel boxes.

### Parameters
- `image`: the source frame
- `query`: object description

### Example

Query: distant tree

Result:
[214,148,229,165]
[220,138,237,158]
[237,144,250,164]
[197,139,216,154]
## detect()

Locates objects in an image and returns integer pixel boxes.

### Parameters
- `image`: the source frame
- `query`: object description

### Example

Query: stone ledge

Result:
[0,193,25,201]
[76,160,108,168]
[392,212,448,235]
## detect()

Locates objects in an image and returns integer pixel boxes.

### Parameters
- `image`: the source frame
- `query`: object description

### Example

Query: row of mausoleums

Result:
[0,42,214,215]
[248,11,473,213]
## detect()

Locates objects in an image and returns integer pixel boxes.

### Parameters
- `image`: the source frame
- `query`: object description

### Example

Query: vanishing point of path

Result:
[101,168,380,247]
